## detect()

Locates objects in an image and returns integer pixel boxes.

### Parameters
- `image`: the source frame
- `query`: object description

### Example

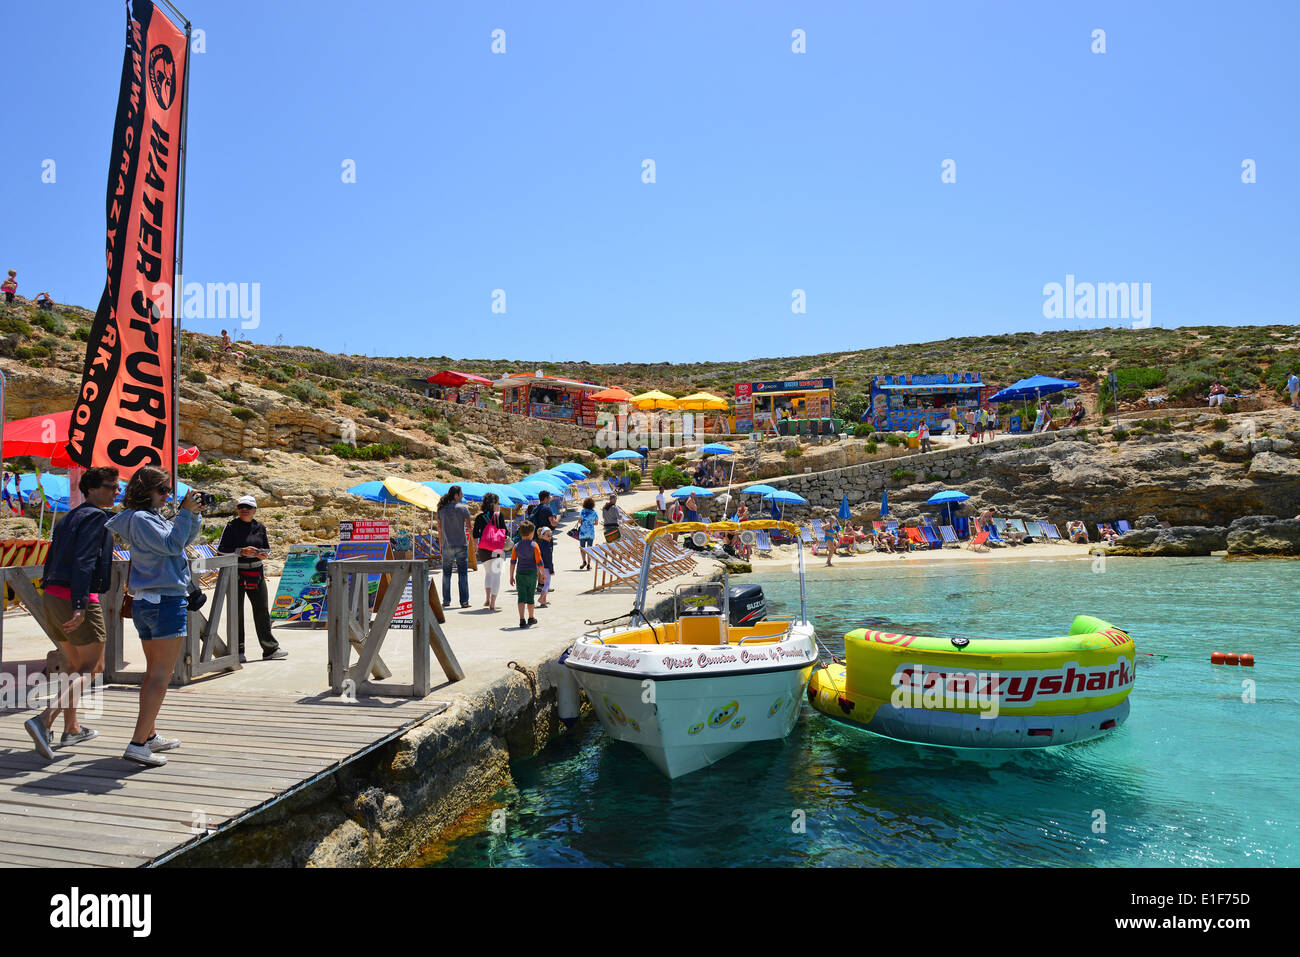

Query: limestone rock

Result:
[1248,452,1300,480]
[1108,525,1227,556]
[1226,517,1300,558]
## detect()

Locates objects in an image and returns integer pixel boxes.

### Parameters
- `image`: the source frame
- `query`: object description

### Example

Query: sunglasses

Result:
[236,504,255,509]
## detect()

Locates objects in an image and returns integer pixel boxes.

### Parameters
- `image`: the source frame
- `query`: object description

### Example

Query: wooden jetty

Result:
[0,686,446,867]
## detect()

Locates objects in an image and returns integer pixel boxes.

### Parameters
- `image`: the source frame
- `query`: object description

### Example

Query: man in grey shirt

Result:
[437,485,473,608]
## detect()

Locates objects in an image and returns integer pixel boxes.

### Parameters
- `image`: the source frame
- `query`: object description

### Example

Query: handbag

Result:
[480,522,507,552]
[567,528,581,540]
[120,513,135,619]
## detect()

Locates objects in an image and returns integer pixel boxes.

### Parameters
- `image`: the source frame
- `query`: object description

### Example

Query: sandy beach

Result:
[746,539,1102,572]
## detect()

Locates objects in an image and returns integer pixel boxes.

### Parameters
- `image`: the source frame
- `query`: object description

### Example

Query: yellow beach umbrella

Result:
[630,390,679,410]
[676,391,729,411]
[383,476,441,511]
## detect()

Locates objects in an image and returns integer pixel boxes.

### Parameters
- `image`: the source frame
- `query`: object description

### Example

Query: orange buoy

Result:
[1210,651,1226,664]
[1240,654,1255,667]
[1223,652,1239,665]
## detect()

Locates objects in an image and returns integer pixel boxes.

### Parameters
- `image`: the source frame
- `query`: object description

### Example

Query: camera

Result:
[195,491,217,508]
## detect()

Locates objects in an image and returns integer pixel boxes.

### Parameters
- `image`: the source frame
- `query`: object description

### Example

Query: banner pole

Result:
[168,3,192,496]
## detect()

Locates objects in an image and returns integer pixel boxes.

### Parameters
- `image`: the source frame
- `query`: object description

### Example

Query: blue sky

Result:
[3,1,1296,363]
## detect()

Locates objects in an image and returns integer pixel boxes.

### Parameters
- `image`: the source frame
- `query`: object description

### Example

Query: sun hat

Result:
[236,495,258,508]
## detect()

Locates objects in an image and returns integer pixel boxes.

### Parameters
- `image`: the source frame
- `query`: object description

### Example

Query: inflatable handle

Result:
[950,637,970,649]
[1069,615,1118,637]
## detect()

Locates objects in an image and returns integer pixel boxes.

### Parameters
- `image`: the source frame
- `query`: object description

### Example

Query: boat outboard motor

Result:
[728,585,766,627]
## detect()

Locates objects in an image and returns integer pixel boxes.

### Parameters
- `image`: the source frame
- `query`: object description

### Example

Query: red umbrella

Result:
[3,409,72,457]
[3,410,198,469]
[427,370,493,387]
[588,386,633,402]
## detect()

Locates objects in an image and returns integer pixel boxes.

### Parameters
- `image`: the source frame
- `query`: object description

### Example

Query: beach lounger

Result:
[966,531,990,552]
[940,525,959,545]
[904,527,930,549]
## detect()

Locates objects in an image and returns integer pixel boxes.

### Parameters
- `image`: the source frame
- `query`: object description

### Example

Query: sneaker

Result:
[263,648,288,660]
[123,742,167,767]
[239,654,248,664]
[58,727,99,748]
[146,733,181,753]
[527,617,538,626]
[460,602,471,609]
[24,717,55,760]
[519,618,529,629]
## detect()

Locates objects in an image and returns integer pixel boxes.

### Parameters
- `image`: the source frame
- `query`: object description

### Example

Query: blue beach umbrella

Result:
[554,461,590,475]
[986,374,1079,404]
[926,489,970,526]
[420,480,452,496]
[671,485,715,499]
[346,480,403,504]
[764,490,807,505]
[606,449,644,461]
[838,494,852,521]
[552,465,588,480]
[699,443,735,455]
[770,500,781,520]
[741,484,779,497]
[880,488,889,518]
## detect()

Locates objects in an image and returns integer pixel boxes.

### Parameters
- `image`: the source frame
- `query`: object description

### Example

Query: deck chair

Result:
[1024,520,1045,541]
[1042,522,1063,541]
[185,543,221,588]
[920,524,943,548]
[953,516,970,539]
[966,531,990,552]
[985,524,1007,546]
[799,526,814,544]
[939,525,959,545]
[1007,519,1029,537]
[904,527,929,549]
[1116,520,1132,534]
[754,530,773,555]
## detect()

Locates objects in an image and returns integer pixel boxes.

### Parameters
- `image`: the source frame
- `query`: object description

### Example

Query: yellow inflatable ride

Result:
[808,616,1135,748]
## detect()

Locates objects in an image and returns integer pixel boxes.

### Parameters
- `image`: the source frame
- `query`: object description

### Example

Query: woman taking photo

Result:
[473,493,508,612]
[105,467,203,767]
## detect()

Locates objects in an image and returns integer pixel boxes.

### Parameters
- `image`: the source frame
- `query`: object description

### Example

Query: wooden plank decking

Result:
[0,686,447,867]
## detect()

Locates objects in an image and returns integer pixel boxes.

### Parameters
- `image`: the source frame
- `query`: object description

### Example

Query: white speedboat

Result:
[561,520,818,779]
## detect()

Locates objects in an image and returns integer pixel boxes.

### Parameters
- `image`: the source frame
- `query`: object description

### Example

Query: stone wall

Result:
[757,429,1068,512]
[418,396,596,450]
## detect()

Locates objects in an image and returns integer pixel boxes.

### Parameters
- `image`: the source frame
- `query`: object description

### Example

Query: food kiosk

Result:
[734,377,836,434]
[495,373,601,427]
[868,372,985,432]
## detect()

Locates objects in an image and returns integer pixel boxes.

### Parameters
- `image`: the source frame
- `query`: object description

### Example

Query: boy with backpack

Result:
[510,522,542,629]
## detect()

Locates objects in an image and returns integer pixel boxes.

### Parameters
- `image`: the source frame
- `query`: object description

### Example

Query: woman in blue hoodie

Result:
[105,467,203,768]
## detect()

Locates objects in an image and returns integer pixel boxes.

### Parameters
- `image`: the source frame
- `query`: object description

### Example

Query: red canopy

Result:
[428,371,493,388]
[3,410,197,469]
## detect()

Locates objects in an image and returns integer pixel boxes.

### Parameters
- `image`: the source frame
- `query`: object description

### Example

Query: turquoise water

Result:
[429,557,1300,867]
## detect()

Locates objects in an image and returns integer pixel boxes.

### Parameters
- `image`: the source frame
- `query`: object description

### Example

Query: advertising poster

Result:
[337,519,390,607]
[270,545,335,622]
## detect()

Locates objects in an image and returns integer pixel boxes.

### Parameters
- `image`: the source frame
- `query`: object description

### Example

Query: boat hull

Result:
[564,626,817,778]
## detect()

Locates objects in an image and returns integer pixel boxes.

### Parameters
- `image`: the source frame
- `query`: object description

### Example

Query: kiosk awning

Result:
[874,382,984,390]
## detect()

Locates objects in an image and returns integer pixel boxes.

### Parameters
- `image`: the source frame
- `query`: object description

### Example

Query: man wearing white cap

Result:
[217,495,286,661]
